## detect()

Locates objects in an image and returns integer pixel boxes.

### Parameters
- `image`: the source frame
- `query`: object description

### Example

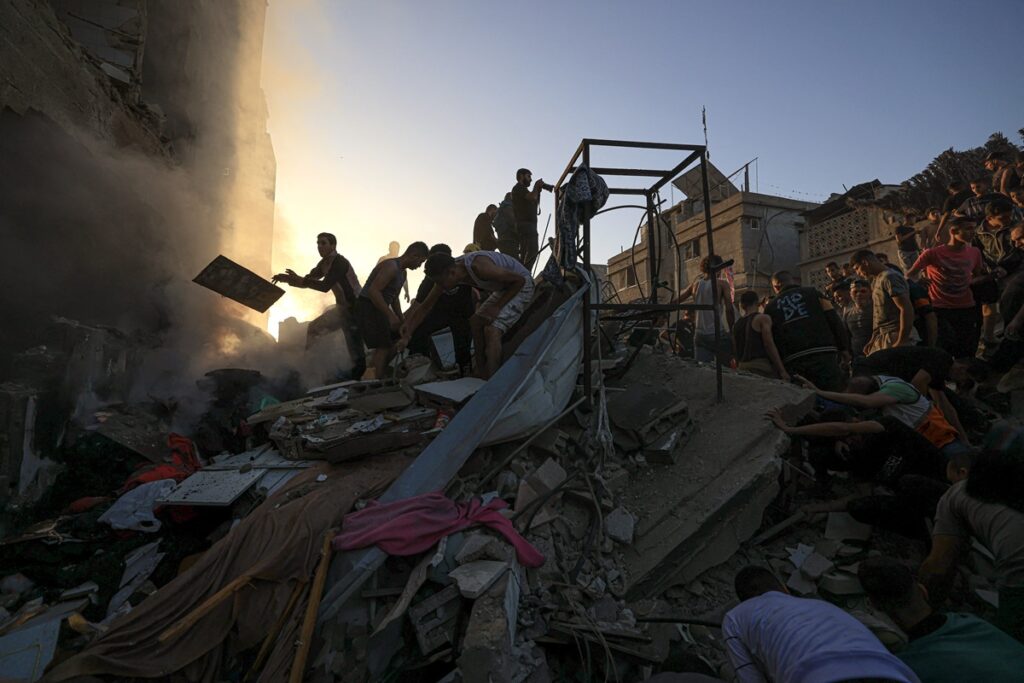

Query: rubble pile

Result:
[0,314,1011,682]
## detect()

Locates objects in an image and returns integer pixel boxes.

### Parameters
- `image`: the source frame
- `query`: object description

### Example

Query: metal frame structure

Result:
[553,139,724,403]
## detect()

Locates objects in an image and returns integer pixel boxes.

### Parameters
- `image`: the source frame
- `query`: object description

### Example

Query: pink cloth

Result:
[910,244,983,309]
[333,492,545,568]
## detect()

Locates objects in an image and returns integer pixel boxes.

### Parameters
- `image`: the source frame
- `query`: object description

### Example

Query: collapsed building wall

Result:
[0,0,276,361]
[0,0,279,498]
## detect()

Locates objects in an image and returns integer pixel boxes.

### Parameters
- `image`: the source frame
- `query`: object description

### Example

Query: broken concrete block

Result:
[530,428,569,458]
[605,507,636,545]
[0,574,34,596]
[514,458,567,511]
[449,560,508,599]
[455,533,497,565]
[407,584,462,655]
[799,553,834,580]
[825,512,872,541]
[589,595,619,623]
[644,424,691,465]
[459,574,517,683]
[786,569,817,596]
[819,570,864,596]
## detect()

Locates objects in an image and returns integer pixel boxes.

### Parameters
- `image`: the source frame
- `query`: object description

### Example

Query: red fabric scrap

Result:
[333,492,545,568]
[120,433,202,494]
[65,496,111,514]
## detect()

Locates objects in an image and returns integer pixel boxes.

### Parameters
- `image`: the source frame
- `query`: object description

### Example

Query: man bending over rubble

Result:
[723,565,919,683]
[402,250,533,379]
[355,241,429,379]
[273,232,366,378]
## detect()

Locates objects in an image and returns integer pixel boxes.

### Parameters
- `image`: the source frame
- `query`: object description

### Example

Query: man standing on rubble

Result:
[356,242,429,379]
[511,168,551,268]
[678,255,736,365]
[764,270,849,390]
[402,250,533,379]
[473,204,499,252]
[272,232,366,378]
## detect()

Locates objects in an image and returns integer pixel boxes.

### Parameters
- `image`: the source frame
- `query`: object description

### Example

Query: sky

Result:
[260,0,1022,331]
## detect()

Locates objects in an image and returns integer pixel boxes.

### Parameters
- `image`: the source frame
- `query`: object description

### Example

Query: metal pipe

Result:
[582,139,704,151]
[582,142,593,409]
[699,153,724,403]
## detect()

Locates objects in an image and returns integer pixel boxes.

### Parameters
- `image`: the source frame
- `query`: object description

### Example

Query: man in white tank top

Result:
[401,251,533,378]
[678,255,736,363]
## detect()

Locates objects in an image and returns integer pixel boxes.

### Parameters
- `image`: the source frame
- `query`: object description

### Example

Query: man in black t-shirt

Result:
[274,232,366,377]
[765,270,850,390]
[405,244,474,370]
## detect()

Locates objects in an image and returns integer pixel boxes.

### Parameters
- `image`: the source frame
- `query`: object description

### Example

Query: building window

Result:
[626,266,636,287]
[745,216,762,231]
[681,238,701,261]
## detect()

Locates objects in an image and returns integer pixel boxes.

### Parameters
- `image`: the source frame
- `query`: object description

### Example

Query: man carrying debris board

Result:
[402,250,533,379]
[272,232,366,378]
[356,241,429,379]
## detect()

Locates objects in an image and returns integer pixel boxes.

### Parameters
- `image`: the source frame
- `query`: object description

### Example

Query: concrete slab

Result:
[612,355,813,599]
[448,561,508,599]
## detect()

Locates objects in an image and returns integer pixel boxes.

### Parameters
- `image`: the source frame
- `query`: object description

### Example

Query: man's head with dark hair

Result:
[825,262,842,281]
[739,289,760,310]
[832,280,852,307]
[858,556,937,632]
[985,198,1015,228]
[850,278,870,307]
[317,232,338,257]
[400,241,430,270]
[926,207,941,221]
[858,557,919,615]
[949,216,977,245]
[770,270,793,293]
[875,253,889,264]
[965,423,1024,513]
[516,168,532,185]
[1011,187,1024,208]
[429,243,452,255]
[734,566,785,601]
[485,204,498,218]
[849,250,882,279]
[846,375,879,395]
[984,150,1008,170]
[424,252,455,279]
[946,447,975,483]
[947,180,966,194]
[699,254,724,275]
[970,177,990,195]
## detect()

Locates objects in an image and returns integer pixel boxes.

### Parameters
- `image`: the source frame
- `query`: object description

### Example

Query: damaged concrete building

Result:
[606,161,818,301]
[0,0,277,499]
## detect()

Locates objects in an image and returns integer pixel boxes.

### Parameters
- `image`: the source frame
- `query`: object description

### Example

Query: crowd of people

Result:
[271,168,553,381]
[706,151,1024,682]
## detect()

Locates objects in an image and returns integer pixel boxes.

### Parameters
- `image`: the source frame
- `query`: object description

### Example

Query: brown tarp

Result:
[43,452,413,683]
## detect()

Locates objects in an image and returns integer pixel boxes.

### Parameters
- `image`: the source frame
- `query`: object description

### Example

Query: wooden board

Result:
[193,255,284,313]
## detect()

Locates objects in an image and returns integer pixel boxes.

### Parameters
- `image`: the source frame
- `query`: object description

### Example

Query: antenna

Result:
[702,106,709,159]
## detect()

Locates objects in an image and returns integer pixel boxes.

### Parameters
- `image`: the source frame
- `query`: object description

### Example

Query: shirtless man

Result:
[402,250,533,378]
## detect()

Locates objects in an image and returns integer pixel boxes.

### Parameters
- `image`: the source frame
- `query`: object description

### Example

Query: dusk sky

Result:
[261,0,1022,328]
